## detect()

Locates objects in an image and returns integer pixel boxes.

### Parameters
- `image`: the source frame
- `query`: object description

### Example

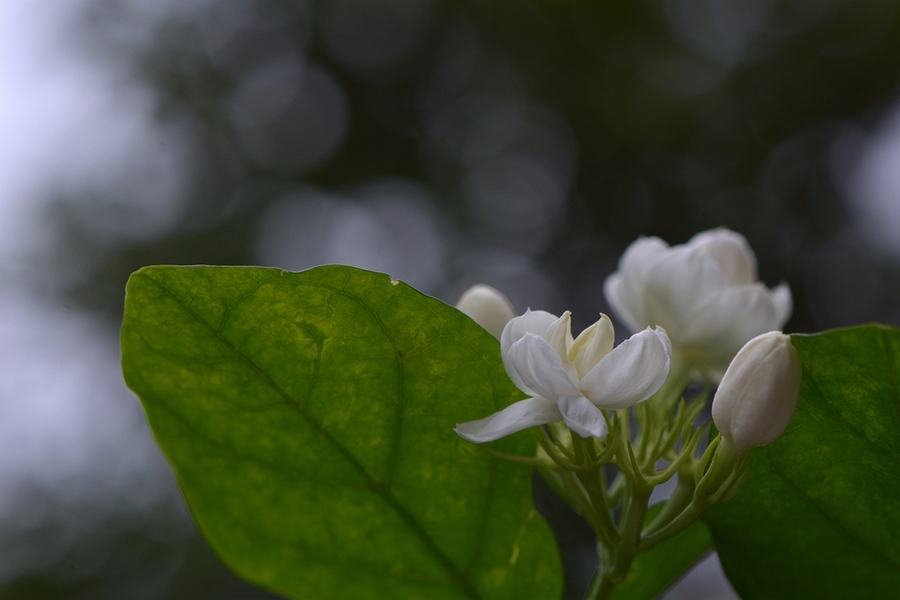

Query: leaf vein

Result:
[805,370,900,470]
[140,271,481,600]
[767,449,900,573]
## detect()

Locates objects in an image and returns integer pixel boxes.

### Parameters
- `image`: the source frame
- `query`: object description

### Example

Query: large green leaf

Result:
[704,325,900,599]
[121,265,563,600]
[610,504,712,600]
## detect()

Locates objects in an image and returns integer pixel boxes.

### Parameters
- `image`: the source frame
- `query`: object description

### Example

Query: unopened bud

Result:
[455,284,516,340]
[711,331,801,456]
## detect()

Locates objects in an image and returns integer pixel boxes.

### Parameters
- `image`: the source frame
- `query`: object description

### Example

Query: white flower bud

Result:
[711,331,801,455]
[455,284,516,340]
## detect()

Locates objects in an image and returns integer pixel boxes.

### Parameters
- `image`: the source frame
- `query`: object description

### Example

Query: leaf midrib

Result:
[140,270,481,600]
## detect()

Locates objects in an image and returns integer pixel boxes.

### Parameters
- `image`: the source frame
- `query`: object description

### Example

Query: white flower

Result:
[603,228,792,380]
[711,331,801,455]
[455,310,671,442]
[455,284,516,340]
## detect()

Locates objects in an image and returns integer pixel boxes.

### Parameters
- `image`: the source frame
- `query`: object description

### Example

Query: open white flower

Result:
[455,310,671,442]
[603,228,791,380]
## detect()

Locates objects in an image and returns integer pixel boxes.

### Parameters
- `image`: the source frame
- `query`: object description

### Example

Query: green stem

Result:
[482,447,552,468]
[639,500,704,551]
[560,471,613,548]
[580,470,620,546]
[643,474,694,537]
[584,546,616,600]
[607,470,625,505]
[585,569,616,600]
[695,435,743,497]
[615,483,652,576]
[573,434,586,464]
[588,481,652,600]
[635,401,652,464]
[537,435,580,471]
[572,436,620,546]
[647,422,707,487]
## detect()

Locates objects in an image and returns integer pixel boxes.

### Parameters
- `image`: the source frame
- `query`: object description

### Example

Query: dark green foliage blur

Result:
[66,0,900,336]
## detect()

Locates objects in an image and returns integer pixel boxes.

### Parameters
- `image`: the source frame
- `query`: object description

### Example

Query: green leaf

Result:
[609,503,712,600]
[121,265,563,600]
[704,324,900,599]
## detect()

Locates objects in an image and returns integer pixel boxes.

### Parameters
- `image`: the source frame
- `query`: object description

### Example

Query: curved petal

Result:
[545,311,574,362]
[678,284,781,373]
[500,310,558,394]
[558,396,609,439]
[643,246,727,338]
[688,228,758,286]
[580,327,671,409]
[618,236,670,277]
[455,284,516,340]
[770,282,792,327]
[603,273,639,331]
[604,237,669,332]
[569,314,615,379]
[507,334,580,400]
[500,309,559,356]
[454,397,562,443]
[545,311,579,383]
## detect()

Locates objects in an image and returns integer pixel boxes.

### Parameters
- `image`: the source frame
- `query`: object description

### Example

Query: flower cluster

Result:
[455,227,799,450]
[453,227,802,600]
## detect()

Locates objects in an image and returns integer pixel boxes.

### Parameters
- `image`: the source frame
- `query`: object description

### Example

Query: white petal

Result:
[603,273,638,331]
[558,396,609,439]
[501,309,558,358]
[603,237,669,332]
[568,314,615,379]
[454,397,562,443]
[678,284,781,374]
[618,236,670,276]
[687,228,758,286]
[508,334,580,400]
[642,246,727,337]
[545,311,579,382]
[455,284,516,340]
[500,310,558,394]
[770,282,792,327]
[579,327,671,409]
[545,311,574,361]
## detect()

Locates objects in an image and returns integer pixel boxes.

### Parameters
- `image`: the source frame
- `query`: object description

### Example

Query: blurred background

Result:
[3,0,900,598]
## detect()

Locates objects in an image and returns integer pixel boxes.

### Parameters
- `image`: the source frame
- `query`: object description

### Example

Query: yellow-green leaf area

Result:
[121,265,563,600]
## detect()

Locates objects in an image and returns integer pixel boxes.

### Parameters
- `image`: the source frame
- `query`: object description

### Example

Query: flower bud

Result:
[711,331,801,455]
[455,284,516,340]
